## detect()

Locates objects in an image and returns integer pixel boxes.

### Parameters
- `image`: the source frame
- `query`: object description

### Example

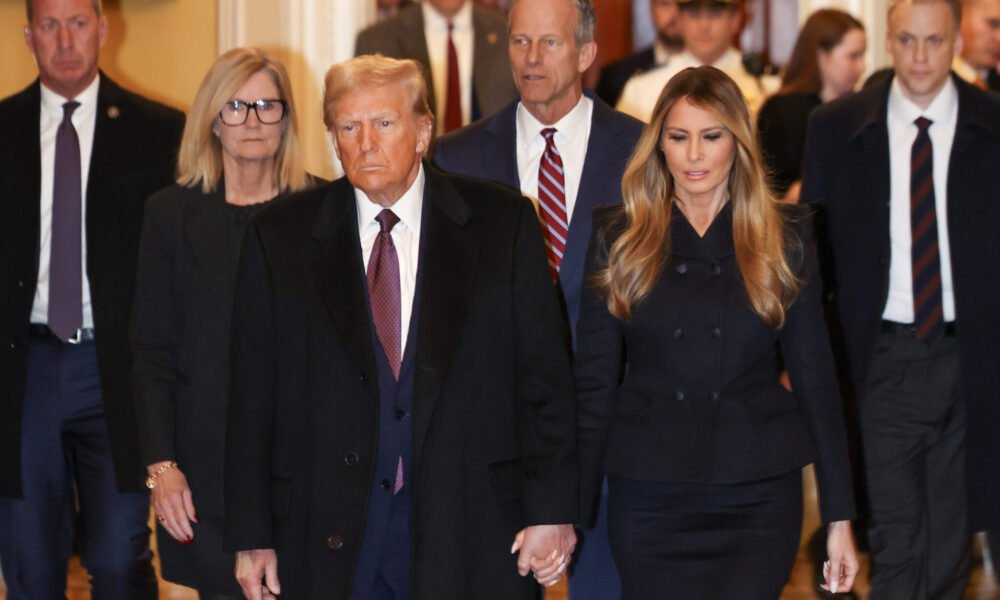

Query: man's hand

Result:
[511,524,577,587]
[235,549,280,600]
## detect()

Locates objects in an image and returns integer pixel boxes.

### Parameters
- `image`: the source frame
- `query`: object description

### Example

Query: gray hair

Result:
[27,0,103,20]
[510,0,597,46]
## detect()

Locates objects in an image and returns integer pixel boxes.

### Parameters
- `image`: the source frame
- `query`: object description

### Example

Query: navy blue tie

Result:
[49,101,83,342]
[910,116,943,342]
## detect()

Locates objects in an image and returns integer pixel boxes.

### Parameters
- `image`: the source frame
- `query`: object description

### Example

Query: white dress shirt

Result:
[357,164,425,354]
[616,48,765,122]
[883,77,958,323]
[31,77,100,328]
[515,95,594,227]
[423,1,473,135]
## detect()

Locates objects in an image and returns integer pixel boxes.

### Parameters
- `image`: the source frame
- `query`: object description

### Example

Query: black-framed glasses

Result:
[218,99,287,126]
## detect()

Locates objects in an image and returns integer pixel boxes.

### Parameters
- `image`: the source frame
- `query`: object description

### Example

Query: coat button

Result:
[673,328,684,339]
[327,534,344,550]
[17,280,25,288]
[711,264,721,275]
[344,452,360,466]
[394,409,406,421]
[709,391,720,403]
[380,479,392,490]
[360,372,368,384]
[711,327,721,338]
[675,263,688,274]
[9,342,16,350]
[674,390,685,401]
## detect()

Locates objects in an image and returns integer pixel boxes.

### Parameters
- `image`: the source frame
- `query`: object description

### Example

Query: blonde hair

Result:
[594,66,801,327]
[176,47,309,194]
[323,54,433,129]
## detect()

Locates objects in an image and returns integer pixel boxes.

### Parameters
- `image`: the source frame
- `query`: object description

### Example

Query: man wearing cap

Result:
[616,0,766,121]
[0,0,183,597]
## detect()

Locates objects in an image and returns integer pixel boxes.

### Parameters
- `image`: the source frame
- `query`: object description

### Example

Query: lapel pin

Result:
[487,32,498,44]
[107,105,120,119]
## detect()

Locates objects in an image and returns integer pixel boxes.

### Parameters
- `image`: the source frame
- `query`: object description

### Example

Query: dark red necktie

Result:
[537,128,568,279]
[49,101,83,342]
[444,22,462,133]
[367,209,401,378]
[910,116,944,342]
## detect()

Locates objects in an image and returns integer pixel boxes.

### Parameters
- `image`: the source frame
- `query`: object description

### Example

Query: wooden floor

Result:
[2,468,997,599]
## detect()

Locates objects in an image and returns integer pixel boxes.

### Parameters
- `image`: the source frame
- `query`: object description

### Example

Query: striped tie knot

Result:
[914,116,932,131]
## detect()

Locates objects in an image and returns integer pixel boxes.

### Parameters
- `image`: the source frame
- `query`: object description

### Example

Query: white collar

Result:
[422,0,472,30]
[888,75,958,127]
[355,163,425,236]
[40,74,100,115]
[516,93,592,145]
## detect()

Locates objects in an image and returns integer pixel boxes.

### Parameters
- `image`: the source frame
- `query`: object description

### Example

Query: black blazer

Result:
[131,183,308,516]
[801,72,1000,532]
[0,75,184,498]
[223,165,578,599]
[595,47,657,107]
[575,203,855,524]
[757,91,822,196]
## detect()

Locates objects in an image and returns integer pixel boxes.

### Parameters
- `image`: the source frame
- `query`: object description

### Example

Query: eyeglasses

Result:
[218,99,287,126]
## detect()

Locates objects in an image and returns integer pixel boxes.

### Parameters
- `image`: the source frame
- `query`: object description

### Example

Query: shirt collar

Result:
[40,74,100,116]
[355,163,425,237]
[888,75,958,127]
[516,93,592,147]
[422,0,472,31]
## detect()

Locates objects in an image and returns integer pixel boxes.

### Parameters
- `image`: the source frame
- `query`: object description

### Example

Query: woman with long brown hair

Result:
[758,9,866,200]
[574,66,858,599]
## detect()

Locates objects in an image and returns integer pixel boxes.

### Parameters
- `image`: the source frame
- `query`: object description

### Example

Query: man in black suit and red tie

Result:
[224,54,578,600]
[0,0,183,597]
[802,0,1000,597]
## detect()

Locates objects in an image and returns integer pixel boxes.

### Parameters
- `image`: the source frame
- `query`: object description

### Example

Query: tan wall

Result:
[0,0,216,112]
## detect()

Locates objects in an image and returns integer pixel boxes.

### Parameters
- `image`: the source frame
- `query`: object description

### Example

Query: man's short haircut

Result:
[27,0,103,20]
[509,0,597,46]
[323,54,433,129]
[888,0,962,26]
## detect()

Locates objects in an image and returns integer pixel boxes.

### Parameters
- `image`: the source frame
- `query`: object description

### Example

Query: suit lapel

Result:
[412,166,478,464]
[14,83,43,271]
[400,7,436,120]
[184,188,234,321]
[483,105,521,188]
[310,179,379,383]
[849,78,892,271]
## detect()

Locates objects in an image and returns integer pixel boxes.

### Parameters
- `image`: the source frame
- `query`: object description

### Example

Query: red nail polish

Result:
[194,514,200,523]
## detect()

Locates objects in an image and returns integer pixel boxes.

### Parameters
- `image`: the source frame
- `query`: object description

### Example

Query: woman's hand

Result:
[149,461,198,543]
[822,520,859,594]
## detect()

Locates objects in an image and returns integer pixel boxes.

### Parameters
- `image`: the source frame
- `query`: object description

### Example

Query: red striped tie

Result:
[911,116,944,342]
[537,128,568,279]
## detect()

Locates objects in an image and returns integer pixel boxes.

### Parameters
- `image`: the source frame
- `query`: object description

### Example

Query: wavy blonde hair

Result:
[177,47,309,194]
[594,66,801,327]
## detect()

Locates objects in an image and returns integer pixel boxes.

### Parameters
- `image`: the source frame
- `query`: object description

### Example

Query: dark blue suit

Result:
[433,94,642,600]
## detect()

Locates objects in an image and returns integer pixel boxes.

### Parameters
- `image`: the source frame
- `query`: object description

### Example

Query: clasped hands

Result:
[511,523,577,588]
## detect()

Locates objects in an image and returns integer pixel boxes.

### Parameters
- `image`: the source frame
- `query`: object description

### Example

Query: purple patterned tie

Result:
[367,209,402,378]
[49,101,83,342]
[911,117,944,342]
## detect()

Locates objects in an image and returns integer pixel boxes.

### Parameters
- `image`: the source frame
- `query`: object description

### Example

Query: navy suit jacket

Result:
[433,93,643,340]
[802,72,1000,531]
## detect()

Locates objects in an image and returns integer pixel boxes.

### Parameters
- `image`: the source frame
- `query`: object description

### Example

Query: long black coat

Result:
[223,166,578,599]
[0,75,184,497]
[801,72,1000,532]
[575,203,855,524]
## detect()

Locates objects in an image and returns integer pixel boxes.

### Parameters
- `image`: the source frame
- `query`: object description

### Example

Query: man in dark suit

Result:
[224,54,578,600]
[434,1,641,598]
[958,0,1000,91]
[0,0,183,597]
[355,0,517,135]
[802,0,1000,597]
[595,0,683,106]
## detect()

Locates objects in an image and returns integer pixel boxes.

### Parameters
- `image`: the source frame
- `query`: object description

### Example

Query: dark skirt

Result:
[607,470,803,600]
[157,513,242,596]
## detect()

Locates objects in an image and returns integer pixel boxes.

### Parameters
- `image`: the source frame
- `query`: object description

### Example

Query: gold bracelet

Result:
[145,461,178,490]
